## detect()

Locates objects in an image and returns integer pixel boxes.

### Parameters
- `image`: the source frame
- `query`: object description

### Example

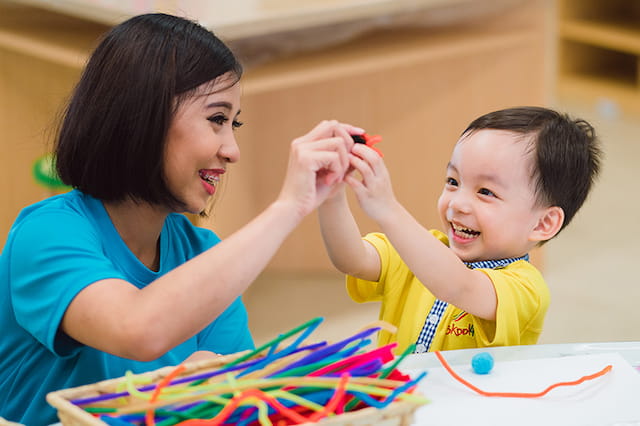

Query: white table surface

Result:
[398,341,640,371]
[46,342,640,426]
[397,342,640,426]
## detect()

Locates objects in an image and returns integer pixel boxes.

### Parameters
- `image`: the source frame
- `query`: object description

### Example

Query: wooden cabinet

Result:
[206,0,552,272]
[0,5,109,245]
[0,0,552,271]
[557,0,640,114]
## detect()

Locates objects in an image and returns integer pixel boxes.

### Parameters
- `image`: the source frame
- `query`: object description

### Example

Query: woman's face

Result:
[164,73,242,214]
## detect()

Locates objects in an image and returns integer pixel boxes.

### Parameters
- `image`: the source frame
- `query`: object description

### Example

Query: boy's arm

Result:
[348,144,498,320]
[318,186,381,282]
[379,203,497,320]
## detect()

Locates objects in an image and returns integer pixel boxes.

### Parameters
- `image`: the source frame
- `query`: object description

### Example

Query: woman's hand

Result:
[277,120,363,218]
[183,350,219,363]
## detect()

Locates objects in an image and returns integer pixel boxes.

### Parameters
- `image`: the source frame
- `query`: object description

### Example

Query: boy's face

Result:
[437,129,547,262]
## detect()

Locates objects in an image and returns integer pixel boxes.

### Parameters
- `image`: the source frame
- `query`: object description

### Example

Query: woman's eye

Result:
[207,115,228,125]
[479,188,496,197]
[446,177,458,186]
[207,115,243,130]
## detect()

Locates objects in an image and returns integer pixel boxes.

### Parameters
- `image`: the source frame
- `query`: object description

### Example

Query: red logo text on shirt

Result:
[446,322,475,337]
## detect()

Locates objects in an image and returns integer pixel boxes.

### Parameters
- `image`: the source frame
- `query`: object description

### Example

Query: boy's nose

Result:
[449,192,472,214]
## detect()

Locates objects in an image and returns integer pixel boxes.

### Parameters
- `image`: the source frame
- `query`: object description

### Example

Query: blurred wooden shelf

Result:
[561,19,640,54]
[557,0,640,114]
[558,73,640,108]
[0,0,552,272]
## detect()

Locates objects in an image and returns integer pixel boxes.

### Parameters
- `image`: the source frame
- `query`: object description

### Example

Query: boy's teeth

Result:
[452,223,479,237]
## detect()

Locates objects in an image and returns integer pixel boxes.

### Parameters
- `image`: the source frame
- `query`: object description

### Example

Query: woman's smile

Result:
[199,168,224,195]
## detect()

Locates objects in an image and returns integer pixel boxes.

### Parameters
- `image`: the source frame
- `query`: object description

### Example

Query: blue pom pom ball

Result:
[471,352,494,375]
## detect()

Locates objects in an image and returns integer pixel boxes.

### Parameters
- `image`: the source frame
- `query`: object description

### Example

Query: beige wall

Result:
[0,1,551,271]
[201,0,551,271]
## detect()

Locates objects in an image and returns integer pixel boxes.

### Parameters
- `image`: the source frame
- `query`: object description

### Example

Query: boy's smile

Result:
[450,222,480,242]
[437,129,549,262]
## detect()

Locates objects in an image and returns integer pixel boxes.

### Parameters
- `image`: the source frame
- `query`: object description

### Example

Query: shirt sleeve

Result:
[346,233,390,303]
[346,230,449,303]
[472,262,550,346]
[197,296,255,354]
[8,209,126,357]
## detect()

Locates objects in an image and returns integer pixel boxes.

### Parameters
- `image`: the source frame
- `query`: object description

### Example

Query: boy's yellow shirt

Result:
[346,231,550,354]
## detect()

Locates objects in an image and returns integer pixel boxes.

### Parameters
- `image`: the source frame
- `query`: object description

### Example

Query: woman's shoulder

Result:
[10,190,95,229]
[3,191,104,259]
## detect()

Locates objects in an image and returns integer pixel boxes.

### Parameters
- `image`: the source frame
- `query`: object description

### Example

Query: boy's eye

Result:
[478,188,496,197]
[446,177,458,186]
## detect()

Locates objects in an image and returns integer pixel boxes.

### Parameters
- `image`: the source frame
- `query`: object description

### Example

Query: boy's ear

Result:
[530,206,564,242]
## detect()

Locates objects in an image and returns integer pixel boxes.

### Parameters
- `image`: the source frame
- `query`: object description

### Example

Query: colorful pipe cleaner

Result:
[71,317,428,426]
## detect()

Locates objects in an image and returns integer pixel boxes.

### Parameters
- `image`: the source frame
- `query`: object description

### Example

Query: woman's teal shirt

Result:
[0,190,254,425]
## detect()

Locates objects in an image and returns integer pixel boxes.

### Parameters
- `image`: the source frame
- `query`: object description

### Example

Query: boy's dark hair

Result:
[462,106,602,237]
[55,13,242,207]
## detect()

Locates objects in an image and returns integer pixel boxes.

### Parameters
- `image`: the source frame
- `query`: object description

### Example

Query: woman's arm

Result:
[62,121,361,361]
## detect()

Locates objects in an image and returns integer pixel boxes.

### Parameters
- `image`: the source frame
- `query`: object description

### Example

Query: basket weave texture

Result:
[47,351,423,426]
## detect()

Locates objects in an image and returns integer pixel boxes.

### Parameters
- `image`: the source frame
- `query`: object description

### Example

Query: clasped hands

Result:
[278,120,392,219]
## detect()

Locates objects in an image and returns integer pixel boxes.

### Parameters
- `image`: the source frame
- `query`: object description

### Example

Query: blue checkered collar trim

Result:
[463,254,529,270]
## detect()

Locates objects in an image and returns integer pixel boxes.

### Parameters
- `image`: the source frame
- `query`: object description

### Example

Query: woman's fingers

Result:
[294,119,365,178]
[296,120,363,144]
[293,137,349,185]
[279,120,367,215]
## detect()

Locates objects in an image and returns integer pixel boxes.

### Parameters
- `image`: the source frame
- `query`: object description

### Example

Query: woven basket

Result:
[46,352,423,426]
[0,418,24,426]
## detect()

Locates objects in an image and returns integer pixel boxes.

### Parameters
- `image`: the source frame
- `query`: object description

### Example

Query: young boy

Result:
[319,106,601,354]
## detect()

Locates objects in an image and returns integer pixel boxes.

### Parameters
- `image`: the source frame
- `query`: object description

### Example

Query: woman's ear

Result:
[530,206,565,242]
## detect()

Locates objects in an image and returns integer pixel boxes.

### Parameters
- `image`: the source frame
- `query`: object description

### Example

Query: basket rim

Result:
[47,351,425,426]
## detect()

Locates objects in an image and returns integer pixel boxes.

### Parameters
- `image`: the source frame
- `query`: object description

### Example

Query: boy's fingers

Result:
[349,153,376,183]
[352,144,384,173]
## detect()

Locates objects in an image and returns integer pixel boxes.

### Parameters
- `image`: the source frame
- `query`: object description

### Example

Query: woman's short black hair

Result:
[55,13,242,207]
[462,106,602,237]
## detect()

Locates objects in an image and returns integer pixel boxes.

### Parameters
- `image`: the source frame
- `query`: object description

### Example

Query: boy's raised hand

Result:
[345,143,398,224]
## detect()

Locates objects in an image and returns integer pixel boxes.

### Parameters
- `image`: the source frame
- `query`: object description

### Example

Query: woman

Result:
[0,13,360,425]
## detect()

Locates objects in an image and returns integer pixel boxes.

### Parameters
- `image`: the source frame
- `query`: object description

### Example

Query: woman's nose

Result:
[218,134,240,163]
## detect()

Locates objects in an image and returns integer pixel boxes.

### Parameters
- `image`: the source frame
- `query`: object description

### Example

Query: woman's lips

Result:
[199,169,224,195]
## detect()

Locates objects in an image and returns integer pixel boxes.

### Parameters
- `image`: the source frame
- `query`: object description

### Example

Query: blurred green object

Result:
[32,153,70,190]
